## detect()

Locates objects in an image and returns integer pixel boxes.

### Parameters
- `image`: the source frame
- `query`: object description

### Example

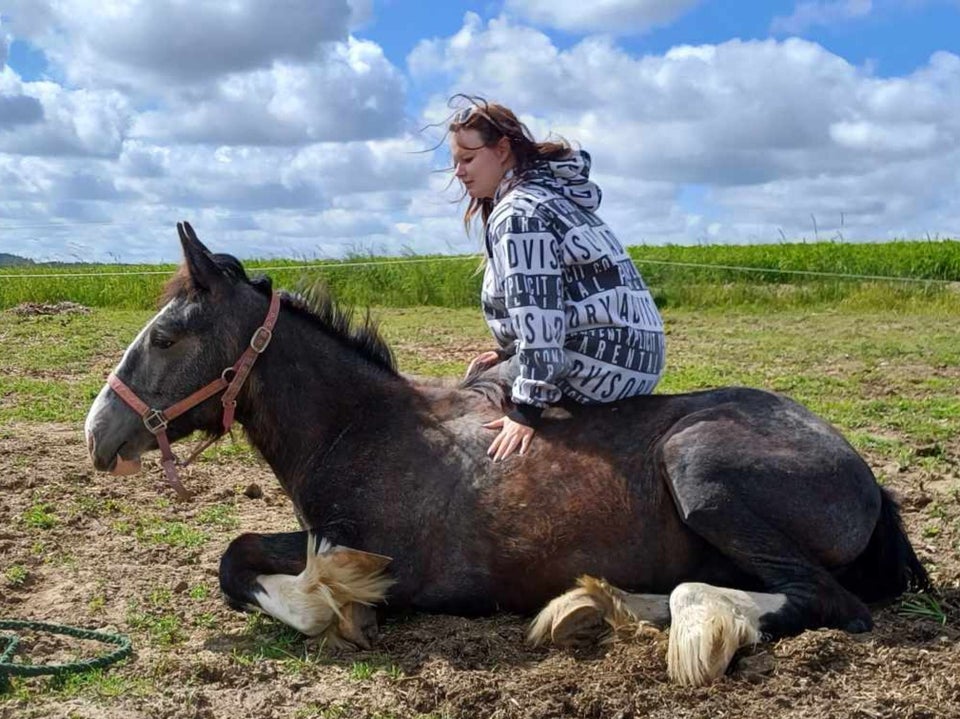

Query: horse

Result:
[84,223,929,686]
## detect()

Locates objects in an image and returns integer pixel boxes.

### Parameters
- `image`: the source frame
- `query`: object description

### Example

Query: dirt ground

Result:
[0,417,958,719]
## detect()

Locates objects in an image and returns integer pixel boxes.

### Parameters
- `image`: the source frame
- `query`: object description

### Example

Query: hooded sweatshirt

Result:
[481,150,665,426]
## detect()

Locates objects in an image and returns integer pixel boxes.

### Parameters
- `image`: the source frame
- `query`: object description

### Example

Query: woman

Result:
[449,98,665,461]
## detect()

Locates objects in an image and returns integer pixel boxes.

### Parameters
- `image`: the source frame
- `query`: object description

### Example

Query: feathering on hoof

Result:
[528,575,660,647]
[666,583,761,687]
[254,533,394,639]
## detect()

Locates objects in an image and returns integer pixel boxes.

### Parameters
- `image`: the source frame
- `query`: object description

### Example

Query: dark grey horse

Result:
[84,224,928,685]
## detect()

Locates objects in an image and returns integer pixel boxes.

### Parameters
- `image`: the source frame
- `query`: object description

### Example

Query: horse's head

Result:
[84,222,274,478]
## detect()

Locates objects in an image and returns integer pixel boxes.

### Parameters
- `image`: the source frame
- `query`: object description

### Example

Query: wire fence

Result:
[1,242,958,310]
[1,254,957,284]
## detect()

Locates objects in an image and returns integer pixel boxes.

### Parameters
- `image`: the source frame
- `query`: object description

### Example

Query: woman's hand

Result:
[464,350,502,379]
[483,416,534,462]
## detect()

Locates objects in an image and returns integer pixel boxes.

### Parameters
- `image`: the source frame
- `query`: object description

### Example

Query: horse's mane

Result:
[162,254,397,375]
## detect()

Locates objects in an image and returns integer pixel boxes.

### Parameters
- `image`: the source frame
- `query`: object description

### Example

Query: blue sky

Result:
[0,0,958,262]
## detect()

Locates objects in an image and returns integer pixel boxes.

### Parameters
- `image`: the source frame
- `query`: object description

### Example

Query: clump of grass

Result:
[4,564,29,586]
[188,584,210,600]
[130,519,207,549]
[898,593,948,626]
[349,661,376,681]
[126,600,185,647]
[88,583,107,613]
[348,655,404,682]
[231,613,309,665]
[22,500,58,529]
[196,503,239,530]
[48,668,150,699]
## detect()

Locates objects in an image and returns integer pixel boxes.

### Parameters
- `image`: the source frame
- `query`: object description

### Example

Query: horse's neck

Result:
[237,313,410,487]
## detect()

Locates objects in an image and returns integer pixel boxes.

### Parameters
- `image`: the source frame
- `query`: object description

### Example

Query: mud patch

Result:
[8,302,92,317]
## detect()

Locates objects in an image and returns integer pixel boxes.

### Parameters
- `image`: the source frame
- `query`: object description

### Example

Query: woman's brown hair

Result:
[448,95,570,230]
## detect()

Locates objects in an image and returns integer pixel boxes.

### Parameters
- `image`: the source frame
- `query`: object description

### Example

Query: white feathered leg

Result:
[666,582,774,686]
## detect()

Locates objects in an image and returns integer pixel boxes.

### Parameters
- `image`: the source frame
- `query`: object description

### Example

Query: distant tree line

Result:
[0,253,35,266]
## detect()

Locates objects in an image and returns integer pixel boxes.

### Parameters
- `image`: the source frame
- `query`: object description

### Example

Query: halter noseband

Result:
[107,291,281,500]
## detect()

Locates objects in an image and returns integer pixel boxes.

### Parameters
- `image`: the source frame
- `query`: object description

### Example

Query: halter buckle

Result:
[250,326,272,353]
[142,409,169,434]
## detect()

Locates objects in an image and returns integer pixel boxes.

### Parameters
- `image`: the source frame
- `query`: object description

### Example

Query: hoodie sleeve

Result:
[491,214,567,426]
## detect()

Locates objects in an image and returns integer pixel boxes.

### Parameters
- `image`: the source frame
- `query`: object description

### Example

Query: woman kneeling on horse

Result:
[449,96,666,462]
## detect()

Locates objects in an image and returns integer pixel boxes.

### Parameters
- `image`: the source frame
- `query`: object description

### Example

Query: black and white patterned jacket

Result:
[482,150,665,426]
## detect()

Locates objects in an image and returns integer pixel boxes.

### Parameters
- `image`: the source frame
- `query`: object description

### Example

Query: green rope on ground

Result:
[0,619,132,693]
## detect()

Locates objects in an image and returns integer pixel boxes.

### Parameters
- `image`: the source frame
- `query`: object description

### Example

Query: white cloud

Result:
[411,14,960,242]
[504,0,701,34]
[771,0,873,35]
[0,130,437,261]
[133,39,406,146]
[0,71,132,156]
[2,7,959,262]
[10,0,352,89]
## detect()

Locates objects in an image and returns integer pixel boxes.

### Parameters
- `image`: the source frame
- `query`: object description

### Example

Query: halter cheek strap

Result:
[107,291,281,500]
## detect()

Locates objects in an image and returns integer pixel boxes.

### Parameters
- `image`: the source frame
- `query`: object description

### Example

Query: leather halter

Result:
[107,291,281,500]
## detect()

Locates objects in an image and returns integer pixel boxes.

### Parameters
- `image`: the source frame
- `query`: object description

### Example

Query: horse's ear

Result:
[177,221,223,293]
[180,221,214,255]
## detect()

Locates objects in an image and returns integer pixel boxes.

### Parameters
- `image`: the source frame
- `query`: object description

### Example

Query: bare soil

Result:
[1,419,959,719]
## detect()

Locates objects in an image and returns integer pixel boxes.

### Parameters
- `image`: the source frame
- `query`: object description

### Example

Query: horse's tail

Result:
[839,487,931,603]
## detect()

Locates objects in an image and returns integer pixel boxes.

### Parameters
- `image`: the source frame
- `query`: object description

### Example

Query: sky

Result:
[0,0,958,263]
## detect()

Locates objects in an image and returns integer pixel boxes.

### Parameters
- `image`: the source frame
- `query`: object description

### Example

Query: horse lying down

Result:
[84,223,930,686]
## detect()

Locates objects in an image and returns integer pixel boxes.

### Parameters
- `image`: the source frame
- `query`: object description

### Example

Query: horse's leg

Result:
[219,531,391,646]
[528,578,788,685]
[528,577,671,648]
[658,411,876,684]
[666,582,783,686]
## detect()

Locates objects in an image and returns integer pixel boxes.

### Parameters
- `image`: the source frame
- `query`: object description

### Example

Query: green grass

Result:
[133,520,208,550]
[126,599,185,647]
[230,614,318,667]
[348,661,377,681]
[196,503,239,530]
[21,501,58,530]
[1,301,958,474]
[348,656,404,682]
[47,668,151,699]
[110,513,208,550]
[0,668,153,703]
[4,564,29,586]
[2,240,958,310]
[188,583,211,600]
[898,594,949,626]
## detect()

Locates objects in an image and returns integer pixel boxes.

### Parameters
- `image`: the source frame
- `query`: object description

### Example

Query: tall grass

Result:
[1,240,957,311]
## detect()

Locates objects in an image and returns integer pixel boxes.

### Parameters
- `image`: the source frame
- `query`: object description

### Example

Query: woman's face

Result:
[450,128,512,200]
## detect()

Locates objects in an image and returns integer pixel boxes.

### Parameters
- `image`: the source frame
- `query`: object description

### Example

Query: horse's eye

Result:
[151,334,175,350]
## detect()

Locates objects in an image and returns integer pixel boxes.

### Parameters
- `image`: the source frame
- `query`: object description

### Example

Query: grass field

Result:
[1,299,958,529]
[2,239,958,310]
[1,302,957,472]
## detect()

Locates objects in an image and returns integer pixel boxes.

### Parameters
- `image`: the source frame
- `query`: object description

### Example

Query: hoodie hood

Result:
[528,150,602,212]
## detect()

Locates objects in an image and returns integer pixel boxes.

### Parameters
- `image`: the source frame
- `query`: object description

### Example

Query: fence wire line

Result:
[0,255,955,285]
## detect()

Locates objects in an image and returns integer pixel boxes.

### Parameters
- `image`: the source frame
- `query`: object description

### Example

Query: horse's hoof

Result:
[551,592,608,648]
[337,602,379,649]
[844,616,872,634]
